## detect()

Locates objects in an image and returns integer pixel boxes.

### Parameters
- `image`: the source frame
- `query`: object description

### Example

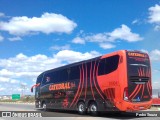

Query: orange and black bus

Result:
[31,50,152,114]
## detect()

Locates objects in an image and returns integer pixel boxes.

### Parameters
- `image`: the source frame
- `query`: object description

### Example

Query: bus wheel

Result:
[89,102,98,116]
[42,102,47,111]
[77,102,86,115]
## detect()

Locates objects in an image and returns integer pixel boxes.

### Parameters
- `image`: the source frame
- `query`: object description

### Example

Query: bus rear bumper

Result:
[119,100,152,112]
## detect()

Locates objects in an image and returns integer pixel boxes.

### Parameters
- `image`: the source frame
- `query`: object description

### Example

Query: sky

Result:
[0,0,160,95]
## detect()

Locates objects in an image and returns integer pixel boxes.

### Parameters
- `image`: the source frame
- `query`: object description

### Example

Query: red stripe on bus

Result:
[129,84,140,99]
[92,61,97,100]
[141,84,145,99]
[138,69,140,76]
[131,85,142,99]
[74,65,85,107]
[148,69,150,77]
[106,89,109,99]
[111,89,114,99]
[109,89,112,99]
[89,62,94,100]
[90,61,95,100]
[108,89,111,99]
[84,63,87,100]
[143,68,145,76]
[148,81,152,96]
[94,61,105,100]
[69,66,82,108]
[146,68,148,77]
[110,89,113,99]
[149,70,151,76]
[140,67,142,76]
[146,82,151,97]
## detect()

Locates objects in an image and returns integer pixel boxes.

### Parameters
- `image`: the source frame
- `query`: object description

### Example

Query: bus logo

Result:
[46,77,50,82]
[49,82,76,91]
[128,52,147,57]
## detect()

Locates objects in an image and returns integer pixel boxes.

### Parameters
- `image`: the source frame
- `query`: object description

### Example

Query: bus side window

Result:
[41,71,59,85]
[69,66,80,80]
[104,55,119,74]
[86,62,91,78]
[98,55,119,75]
[42,73,47,85]
[51,71,59,83]
[98,59,105,75]
[59,69,68,82]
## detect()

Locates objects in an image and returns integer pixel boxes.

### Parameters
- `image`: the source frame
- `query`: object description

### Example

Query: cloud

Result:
[0,12,77,36]
[54,50,100,63]
[140,49,149,54]
[0,77,10,82]
[72,37,85,44]
[108,24,143,42]
[150,49,160,61]
[154,25,160,31]
[10,79,20,84]
[132,19,139,24]
[50,44,70,51]
[99,43,115,49]
[0,34,4,42]
[0,12,5,17]
[141,49,160,61]
[8,36,22,41]
[72,24,143,49]
[0,76,20,84]
[148,4,160,24]
[85,33,109,42]
[152,81,160,89]
[0,88,5,91]
[148,4,160,30]
[0,50,100,95]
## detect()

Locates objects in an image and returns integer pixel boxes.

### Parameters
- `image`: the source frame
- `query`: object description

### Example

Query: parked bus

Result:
[31,50,152,114]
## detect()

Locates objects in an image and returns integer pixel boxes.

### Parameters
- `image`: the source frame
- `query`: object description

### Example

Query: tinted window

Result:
[36,74,43,84]
[98,55,119,75]
[59,69,69,82]
[69,66,80,80]
[42,71,59,85]
[127,51,150,77]
[86,62,91,78]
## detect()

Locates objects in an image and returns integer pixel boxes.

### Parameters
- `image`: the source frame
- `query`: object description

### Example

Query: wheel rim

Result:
[90,104,97,112]
[78,104,85,112]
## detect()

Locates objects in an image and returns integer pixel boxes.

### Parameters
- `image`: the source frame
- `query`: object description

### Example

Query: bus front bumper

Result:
[118,100,152,112]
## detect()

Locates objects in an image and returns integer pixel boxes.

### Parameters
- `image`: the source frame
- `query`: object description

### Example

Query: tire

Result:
[77,102,86,115]
[42,102,47,111]
[89,102,98,116]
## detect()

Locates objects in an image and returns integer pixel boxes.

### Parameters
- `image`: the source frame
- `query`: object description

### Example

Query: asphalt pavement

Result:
[0,102,159,120]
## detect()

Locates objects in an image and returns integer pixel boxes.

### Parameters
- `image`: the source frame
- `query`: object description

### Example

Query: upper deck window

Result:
[98,55,119,75]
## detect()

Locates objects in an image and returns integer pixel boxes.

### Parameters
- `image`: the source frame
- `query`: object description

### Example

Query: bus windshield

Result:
[127,51,150,78]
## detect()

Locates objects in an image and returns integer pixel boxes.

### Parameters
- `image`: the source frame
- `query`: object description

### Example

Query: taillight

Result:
[124,87,129,101]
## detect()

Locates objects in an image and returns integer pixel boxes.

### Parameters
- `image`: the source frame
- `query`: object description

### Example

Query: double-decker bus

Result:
[31,50,152,115]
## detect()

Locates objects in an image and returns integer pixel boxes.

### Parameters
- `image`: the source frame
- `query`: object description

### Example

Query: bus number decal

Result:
[109,81,119,86]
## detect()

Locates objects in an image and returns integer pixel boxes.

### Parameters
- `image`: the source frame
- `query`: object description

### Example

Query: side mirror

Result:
[31,83,40,93]
[31,87,33,93]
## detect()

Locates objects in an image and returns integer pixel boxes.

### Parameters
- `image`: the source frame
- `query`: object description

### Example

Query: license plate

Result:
[139,106,144,109]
